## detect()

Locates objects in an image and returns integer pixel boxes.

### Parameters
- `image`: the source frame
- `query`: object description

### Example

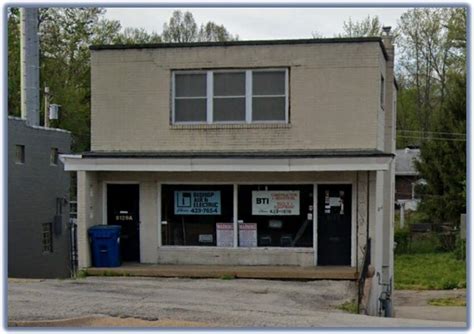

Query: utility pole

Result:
[44,86,50,128]
[20,8,40,126]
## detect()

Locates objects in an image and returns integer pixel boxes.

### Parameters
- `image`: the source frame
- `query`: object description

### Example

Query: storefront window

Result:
[161,185,233,246]
[238,185,313,247]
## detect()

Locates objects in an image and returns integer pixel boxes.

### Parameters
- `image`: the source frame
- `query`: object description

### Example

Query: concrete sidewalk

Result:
[394,289,467,322]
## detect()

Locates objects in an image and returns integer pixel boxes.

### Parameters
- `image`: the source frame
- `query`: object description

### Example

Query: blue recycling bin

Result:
[88,225,122,267]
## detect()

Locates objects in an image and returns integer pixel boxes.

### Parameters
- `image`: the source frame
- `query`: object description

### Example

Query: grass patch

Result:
[220,274,236,280]
[395,252,466,290]
[76,270,88,279]
[428,297,466,307]
[336,299,358,314]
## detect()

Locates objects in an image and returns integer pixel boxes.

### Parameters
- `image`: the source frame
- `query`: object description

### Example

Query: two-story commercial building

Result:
[62,36,397,315]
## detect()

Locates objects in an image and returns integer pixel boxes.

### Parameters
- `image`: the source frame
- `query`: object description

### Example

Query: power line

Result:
[397,135,466,142]
[397,129,466,137]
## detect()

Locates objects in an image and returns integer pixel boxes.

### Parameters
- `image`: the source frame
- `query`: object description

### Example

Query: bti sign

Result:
[252,190,300,215]
[175,191,221,215]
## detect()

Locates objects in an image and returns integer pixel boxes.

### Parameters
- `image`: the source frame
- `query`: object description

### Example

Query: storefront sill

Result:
[158,246,313,252]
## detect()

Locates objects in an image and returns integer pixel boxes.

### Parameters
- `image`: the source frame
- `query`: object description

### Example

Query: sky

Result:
[104,7,412,40]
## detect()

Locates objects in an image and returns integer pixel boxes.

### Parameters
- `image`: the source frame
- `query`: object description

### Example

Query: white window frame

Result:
[212,69,247,124]
[171,70,208,125]
[250,68,289,124]
[172,68,289,125]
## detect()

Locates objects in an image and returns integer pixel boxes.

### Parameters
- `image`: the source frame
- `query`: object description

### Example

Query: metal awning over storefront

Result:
[61,150,393,172]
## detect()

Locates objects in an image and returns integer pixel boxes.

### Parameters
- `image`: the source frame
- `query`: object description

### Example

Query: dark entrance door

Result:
[317,184,352,265]
[107,184,140,262]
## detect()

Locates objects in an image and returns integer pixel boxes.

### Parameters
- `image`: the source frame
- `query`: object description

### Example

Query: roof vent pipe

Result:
[20,8,40,126]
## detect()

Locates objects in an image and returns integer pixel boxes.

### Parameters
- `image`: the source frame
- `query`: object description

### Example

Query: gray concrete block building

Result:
[62,36,397,315]
[8,116,71,278]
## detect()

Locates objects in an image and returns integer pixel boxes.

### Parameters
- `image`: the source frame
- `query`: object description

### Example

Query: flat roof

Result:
[82,149,394,159]
[8,116,71,134]
[90,37,388,60]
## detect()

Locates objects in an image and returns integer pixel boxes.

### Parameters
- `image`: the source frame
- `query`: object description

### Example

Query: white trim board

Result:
[61,155,392,172]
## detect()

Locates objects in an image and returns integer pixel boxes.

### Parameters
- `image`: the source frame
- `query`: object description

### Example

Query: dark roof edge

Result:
[8,116,71,134]
[90,37,388,60]
[81,150,394,159]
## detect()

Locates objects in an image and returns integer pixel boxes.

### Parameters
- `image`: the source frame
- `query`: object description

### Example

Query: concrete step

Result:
[84,264,358,280]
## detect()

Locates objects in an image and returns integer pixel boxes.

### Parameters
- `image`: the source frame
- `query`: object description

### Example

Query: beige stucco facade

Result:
[90,41,387,152]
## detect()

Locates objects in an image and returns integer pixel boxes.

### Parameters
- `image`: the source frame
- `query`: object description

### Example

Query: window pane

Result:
[213,98,246,122]
[252,97,286,121]
[161,185,234,247]
[214,72,245,96]
[175,73,206,97]
[238,185,313,248]
[175,99,207,122]
[253,71,285,95]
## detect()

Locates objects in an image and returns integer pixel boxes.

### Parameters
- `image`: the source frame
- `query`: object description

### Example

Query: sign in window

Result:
[174,191,221,215]
[252,190,300,215]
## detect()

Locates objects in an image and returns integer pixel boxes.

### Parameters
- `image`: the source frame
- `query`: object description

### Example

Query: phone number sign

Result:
[252,190,300,216]
[175,191,221,215]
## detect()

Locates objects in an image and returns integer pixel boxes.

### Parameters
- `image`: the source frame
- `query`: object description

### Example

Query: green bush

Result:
[410,233,442,254]
[454,239,466,260]
[394,228,410,254]
[437,232,457,252]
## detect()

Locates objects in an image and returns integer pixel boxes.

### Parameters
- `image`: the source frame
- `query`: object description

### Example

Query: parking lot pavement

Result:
[8,277,466,328]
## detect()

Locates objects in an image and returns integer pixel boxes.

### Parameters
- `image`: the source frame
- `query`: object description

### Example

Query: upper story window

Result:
[15,145,25,164]
[172,68,288,124]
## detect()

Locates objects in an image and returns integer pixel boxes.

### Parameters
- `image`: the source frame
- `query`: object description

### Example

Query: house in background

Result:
[395,147,421,202]
[62,34,397,316]
[8,116,71,278]
[395,147,423,227]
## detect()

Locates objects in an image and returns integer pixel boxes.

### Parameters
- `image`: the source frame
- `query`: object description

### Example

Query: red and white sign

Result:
[239,223,257,247]
[252,191,300,216]
[216,223,234,247]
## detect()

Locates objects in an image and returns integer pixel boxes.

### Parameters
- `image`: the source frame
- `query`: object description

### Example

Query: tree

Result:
[414,72,466,226]
[7,8,21,116]
[338,15,383,37]
[113,27,161,44]
[8,8,238,152]
[311,31,325,38]
[37,8,123,152]
[198,22,238,42]
[398,8,467,225]
[162,10,237,43]
[396,8,465,147]
[162,10,198,43]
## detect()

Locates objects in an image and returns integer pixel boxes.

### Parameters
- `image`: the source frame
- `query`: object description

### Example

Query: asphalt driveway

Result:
[7,277,466,328]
